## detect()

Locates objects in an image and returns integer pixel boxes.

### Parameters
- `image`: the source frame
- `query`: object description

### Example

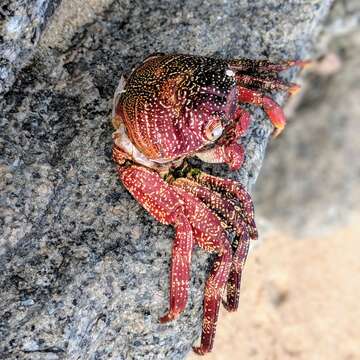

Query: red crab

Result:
[111,53,306,355]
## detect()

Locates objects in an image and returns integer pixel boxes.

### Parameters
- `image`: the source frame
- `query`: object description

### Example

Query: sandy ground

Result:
[188,213,360,360]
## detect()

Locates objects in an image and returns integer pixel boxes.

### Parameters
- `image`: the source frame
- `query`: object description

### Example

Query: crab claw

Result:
[262,96,286,137]
[195,143,245,171]
[237,86,286,136]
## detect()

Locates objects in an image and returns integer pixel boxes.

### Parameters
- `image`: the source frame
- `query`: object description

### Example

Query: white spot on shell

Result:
[226,69,235,77]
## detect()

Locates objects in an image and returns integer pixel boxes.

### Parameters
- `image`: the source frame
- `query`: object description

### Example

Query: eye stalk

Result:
[204,117,224,141]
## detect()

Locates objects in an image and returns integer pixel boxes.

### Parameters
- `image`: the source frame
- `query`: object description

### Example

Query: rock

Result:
[0,0,61,95]
[254,1,360,235]
[0,1,333,359]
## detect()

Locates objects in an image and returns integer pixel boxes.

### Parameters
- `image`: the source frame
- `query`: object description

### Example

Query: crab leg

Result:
[228,58,310,73]
[223,233,250,312]
[119,165,194,321]
[227,58,308,135]
[193,246,231,355]
[189,171,257,240]
[118,164,233,354]
[173,177,252,312]
[236,74,300,94]
[237,85,287,134]
[168,187,233,355]
[159,213,194,323]
[172,177,251,237]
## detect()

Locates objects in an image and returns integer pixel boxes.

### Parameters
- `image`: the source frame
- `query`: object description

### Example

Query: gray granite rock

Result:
[255,1,360,235]
[0,0,61,95]
[0,1,333,359]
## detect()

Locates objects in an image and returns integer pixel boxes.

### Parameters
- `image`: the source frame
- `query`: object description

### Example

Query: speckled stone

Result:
[255,2,360,235]
[0,0,62,95]
[0,1,333,359]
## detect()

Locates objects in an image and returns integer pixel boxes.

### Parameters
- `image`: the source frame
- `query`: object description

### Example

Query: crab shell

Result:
[112,54,243,169]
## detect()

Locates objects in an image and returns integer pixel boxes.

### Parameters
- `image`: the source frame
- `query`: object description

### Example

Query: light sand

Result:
[188,214,360,360]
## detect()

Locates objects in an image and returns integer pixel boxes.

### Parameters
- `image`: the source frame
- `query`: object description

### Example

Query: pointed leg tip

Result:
[192,346,207,356]
[222,300,238,312]
[250,229,258,240]
[300,60,313,69]
[288,84,301,95]
[288,59,312,69]
[271,126,284,138]
[261,97,286,132]
[159,312,178,323]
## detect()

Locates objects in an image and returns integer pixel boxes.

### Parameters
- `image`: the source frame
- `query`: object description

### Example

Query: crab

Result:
[111,53,306,355]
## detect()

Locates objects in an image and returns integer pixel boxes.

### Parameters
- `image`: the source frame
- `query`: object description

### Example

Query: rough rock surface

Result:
[0,0,61,94]
[255,0,360,235]
[0,1,333,359]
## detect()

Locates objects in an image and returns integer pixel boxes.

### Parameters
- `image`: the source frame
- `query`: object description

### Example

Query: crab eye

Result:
[204,119,223,141]
[212,125,223,139]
